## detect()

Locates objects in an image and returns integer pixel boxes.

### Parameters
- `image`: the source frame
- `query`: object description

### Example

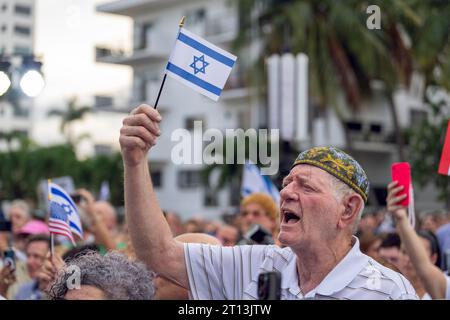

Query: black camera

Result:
[242,224,274,245]
[0,221,12,232]
[258,271,281,300]
[3,249,16,272]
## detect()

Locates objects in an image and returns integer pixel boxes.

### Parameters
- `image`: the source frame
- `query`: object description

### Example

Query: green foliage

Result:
[408,90,450,208]
[0,143,124,207]
[47,97,91,145]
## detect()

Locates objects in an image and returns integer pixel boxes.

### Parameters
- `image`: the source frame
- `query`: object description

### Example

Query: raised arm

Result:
[387,181,447,299]
[120,104,188,288]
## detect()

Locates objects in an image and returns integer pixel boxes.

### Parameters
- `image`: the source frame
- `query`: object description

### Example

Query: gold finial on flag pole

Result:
[179,16,186,28]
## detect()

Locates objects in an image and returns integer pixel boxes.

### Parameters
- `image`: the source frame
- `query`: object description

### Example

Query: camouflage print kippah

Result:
[291,146,370,202]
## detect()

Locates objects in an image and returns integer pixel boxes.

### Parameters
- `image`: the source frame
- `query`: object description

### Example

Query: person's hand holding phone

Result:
[386,181,408,222]
[0,263,16,295]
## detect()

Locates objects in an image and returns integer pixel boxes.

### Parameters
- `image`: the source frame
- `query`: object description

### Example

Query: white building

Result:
[96,0,254,219]
[96,0,444,219]
[0,0,35,56]
[0,0,36,140]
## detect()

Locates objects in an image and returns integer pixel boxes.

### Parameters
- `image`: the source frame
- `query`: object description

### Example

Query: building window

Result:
[13,45,30,55]
[135,22,153,50]
[184,8,205,27]
[150,170,163,188]
[14,25,31,36]
[1,25,6,32]
[177,170,202,189]
[184,117,204,131]
[204,188,218,207]
[94,144,113,156]
[94,95,113,108]
[14,4,31,16]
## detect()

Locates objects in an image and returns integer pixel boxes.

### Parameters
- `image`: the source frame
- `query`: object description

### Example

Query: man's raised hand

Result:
[119,104,162,167]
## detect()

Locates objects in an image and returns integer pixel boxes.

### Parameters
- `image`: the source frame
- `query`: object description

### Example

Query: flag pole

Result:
[47,179,55,257]
[154,16,186,109]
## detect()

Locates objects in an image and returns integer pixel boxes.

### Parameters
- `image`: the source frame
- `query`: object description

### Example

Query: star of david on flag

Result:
[190,55,209,75]
[166,27,237,101]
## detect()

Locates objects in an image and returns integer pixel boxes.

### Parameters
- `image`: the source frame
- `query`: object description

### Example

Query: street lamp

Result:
[0,55,45,98]
[0,71,10,96]
[0,61,11,97]
[19,55,45,97]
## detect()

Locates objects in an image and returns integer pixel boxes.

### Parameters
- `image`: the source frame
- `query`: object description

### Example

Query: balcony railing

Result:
[95,46,129,60]
[204,15,238,39]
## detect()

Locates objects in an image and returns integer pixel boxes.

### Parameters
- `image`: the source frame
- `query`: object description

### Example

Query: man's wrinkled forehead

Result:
[283,164,331,187]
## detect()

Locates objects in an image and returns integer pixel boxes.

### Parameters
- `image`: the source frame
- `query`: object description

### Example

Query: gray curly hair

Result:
[49,251,155,300]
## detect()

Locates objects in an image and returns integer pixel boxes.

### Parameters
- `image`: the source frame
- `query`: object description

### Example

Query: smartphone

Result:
[391,162,411,206]
[258,271,281,300]
[3,249,15,272]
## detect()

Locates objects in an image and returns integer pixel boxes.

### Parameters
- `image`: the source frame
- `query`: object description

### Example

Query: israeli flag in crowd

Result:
[48,182,83,240]
[241,162,281,206]
[166,28,237,101]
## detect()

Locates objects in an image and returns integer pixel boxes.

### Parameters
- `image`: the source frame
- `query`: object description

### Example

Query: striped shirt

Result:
[184,237,418,300]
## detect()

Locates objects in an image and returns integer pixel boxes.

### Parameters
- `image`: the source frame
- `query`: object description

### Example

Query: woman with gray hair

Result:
[49,251,155,300]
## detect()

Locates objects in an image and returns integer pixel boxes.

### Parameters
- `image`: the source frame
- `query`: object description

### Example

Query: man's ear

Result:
[337,194,363,230]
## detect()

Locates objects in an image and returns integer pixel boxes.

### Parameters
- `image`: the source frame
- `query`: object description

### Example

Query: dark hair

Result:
[417,230,442,268]
[379,233,401,249]
[25,234,50,249]
[359,233,381,255]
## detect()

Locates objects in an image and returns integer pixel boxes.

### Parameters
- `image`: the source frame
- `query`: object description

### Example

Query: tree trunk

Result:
[387,91,406,162]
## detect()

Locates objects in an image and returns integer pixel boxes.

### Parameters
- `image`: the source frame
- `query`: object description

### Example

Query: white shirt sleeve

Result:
[184,243,268,300]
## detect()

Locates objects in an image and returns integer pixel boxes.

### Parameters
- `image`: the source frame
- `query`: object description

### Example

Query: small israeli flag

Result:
[166,28,237,101]
[241,161,281,206]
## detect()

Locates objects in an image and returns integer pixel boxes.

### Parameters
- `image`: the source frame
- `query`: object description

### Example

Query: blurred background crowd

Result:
[1,188,450,299]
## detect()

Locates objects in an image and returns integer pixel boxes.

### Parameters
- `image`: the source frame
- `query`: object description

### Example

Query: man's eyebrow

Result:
[282,176,292,186]
[294,174,326,188]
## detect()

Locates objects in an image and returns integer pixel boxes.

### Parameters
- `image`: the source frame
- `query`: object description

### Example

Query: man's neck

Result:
[293,235,353,295]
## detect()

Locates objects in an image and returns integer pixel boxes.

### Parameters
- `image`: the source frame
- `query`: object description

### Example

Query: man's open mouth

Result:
[282,209,301,224]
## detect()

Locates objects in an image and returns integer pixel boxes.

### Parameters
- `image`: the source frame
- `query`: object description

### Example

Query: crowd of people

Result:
[0,104,449,300]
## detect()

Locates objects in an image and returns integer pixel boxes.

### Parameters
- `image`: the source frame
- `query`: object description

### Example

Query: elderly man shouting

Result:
[120,105,417,300]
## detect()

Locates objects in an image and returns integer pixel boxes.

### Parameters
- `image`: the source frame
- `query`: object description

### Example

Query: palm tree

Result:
[235,0,450,161]
[48,97,91,145]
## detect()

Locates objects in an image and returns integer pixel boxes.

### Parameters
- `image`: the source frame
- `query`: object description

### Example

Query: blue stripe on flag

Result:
[262,175,273,194]
[178,32,235,68]
[167,62,222,96]
[69,221,82,234]
[51,187,77,212]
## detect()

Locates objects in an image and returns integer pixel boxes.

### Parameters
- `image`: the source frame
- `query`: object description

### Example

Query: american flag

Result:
[49,201,75,244]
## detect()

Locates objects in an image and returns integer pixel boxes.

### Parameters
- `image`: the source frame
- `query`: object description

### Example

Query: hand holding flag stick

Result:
[153,16,237,108]
[47,179,55,257]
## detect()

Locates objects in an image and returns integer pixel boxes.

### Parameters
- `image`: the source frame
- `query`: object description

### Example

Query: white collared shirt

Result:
[184,237,418,300]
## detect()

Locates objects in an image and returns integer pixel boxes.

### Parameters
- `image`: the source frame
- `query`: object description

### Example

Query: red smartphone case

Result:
[391,162,411,206]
